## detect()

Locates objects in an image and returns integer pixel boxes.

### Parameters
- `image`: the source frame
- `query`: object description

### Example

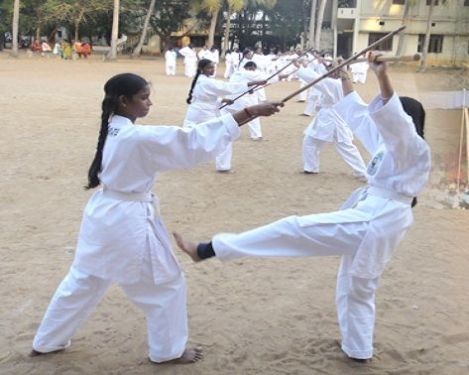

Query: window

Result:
[418,34,444,53]
[368,33,393,51]
[392,0,405,4]
[465,0,469,6]
[338,0,357,7]
[426,0,447,5]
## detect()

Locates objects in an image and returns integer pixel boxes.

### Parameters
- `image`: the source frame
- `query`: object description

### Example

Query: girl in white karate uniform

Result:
[30,73,282,364]
[296,58,367,179]
[164,47,177,76]
[184,59,266,171]
[178,45,197,78]
[173,53,431,362]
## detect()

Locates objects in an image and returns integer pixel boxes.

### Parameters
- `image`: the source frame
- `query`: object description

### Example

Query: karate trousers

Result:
[32,249,188,363]
[302,136,366,178]
[247,118,262,140]
[212,214,380,359]
[165,63,176,76]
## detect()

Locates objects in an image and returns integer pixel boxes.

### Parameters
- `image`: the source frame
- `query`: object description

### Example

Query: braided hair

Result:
[186,59,213,105]
[85,73,148,189]
[399,96,426,208]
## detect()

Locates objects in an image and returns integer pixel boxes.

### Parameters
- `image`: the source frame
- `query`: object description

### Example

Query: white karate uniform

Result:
[224,51,233,78]
[301,58,322,115]
[297,66,366,177]
[183,75,248,171]
[164,50,177,76]
[350,62,369,84]
[210,92,431,359]
[32,114,242,362]
[207,49,220,76]
[222,69,274,140]
[178,46,197,78]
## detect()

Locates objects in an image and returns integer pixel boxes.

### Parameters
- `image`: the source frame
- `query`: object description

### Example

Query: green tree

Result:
[41,0,112,41]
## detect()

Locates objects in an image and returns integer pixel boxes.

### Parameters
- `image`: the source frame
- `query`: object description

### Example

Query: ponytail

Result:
[186,59,213,105]
[186,70,201,104]
[85,73,148,189]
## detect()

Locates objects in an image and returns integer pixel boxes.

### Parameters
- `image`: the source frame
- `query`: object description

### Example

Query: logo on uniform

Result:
[367,151,384,176]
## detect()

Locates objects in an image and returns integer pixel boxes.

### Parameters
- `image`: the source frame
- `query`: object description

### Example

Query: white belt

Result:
[366,186,413,205]
[102,187,160,214]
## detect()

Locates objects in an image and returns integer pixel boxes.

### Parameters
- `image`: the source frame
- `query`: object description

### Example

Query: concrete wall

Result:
[349,0,469,65]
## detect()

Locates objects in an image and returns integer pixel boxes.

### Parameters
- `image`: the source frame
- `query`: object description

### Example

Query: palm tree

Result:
[331,0,338,57]
[396,0,417,58]
[314,0,328,50]
[109,0,120,60]
[222,0,244,56]
[132,0,156,57]
[202,0,222,47]
[12,0,20,57]
[308,0,317,48]
[419,0,436,72]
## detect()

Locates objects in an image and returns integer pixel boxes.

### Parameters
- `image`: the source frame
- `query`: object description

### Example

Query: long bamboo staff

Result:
[280,25,406,103]
[348,53,421,65]
[219,46,317,109]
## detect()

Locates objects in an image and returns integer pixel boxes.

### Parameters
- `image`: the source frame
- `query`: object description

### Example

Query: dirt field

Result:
[0,52,468,375]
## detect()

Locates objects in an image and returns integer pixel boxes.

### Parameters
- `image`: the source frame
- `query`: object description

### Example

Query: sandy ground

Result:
[0,53,468,375]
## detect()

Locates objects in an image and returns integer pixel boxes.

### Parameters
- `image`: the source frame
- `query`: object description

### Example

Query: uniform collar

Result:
[109,115,134,128]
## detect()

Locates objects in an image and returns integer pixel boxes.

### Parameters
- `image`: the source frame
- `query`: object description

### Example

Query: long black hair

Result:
[186,59,213,104]
[399,96,425,139]
[399,96,426,207]
[85,73,148,189]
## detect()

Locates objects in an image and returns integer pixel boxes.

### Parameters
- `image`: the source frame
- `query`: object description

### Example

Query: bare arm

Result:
[368,51,394,103]
[232,101,283,126]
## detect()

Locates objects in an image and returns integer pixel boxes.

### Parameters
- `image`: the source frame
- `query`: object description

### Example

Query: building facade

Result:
[337,0,469,65]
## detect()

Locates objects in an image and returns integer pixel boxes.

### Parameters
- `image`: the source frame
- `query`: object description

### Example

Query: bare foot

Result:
[172,232,202,262]
[152,347,203,364]
[336,340,372,363]
[29,348,65,357]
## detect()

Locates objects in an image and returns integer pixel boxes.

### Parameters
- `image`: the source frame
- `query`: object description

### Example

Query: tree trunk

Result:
[74,9,85,41]
[109,0,120,60]
[222,9,232,57]
[419,0,436,72]
[396,0,411,58]
[315,0,328,50]
[12,0,20,56]
[207,8,219,47]
[132,0,156,57]
[331,0,338,57]
[308,0,317,48]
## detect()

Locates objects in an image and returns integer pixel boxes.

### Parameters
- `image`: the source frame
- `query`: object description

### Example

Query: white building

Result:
[336,0,469,65]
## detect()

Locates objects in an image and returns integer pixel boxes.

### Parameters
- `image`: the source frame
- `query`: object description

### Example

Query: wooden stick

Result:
[349,53,421,65]
[219,46,316,109]
[281,25,406,103]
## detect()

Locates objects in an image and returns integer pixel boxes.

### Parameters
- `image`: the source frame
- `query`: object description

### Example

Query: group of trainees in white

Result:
[295,54,368,180]
[29,52,431,366]
[183,58,284,172]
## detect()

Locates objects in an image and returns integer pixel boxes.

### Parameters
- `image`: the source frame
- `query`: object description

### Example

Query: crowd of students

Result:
[29,38,92,59]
